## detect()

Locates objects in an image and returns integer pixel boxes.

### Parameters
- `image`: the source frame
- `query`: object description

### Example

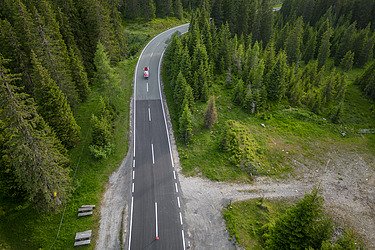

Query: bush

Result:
[221,120,260,175]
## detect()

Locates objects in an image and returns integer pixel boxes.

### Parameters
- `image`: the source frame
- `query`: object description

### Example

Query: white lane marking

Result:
[147,82,149,92]
[179,212,183,225]
[155,202,159,239]
[148,107,151,122]
[132,183,134,193]
[173,170,176,180]
[177,197,181,208]
[175,183,178,193]
[128,197,134,250]
[132,170,135,180]
[151,144,155,164]
[182,230,186,250]
[150,52,154,58]
[133,159,135,168]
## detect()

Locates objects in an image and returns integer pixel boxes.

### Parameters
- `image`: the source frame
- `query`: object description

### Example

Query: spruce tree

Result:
[179,102,193,145]
[284,17,304,64]
[233,78,245,105]
[264,189,332,249]
[259,0,273,45]
[32,5,79,107]
[94,42,118,88]
[303,26,317,62]
[340,50,354,71]
[266,51,288,102]
[317,28,333,68]
[356,61,375,100]
[31,52,80,148]
[204,96,218,128]
[174,0,184,20]
[69,47,90,101]
[0,57,72,211]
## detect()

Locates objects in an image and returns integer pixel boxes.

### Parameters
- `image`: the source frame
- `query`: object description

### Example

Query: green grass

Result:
[223,198,292,249]
[164,67,375,182]
[223,197,364,249]
[0,18,187,249]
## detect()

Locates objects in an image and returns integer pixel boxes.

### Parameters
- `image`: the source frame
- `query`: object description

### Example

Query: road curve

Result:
[127,24,189,250]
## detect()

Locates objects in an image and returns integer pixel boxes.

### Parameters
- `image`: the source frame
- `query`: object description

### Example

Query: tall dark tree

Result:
[179,102,193,145]
[0,57,72,211]
[317,28,333,68]
[356,62,375,100]
[31,52,80,148]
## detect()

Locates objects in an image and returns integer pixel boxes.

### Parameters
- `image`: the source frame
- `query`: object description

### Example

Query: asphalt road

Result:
[128,24,189,250]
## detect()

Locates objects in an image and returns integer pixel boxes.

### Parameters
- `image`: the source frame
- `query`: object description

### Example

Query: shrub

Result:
[221,120,260,175]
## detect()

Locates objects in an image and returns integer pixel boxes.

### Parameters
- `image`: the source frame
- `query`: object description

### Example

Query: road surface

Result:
[127,24,189,250]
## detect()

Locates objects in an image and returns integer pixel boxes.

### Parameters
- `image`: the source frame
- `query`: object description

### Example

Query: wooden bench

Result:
[74,230,92,247]
[78,205,95,217]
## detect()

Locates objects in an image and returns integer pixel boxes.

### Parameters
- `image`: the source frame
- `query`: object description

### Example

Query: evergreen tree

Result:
[340,50,354,72]
[284,17,304,64]
[69,47,90,101]
[0,57,72,211]
[32,4,79,107]
[259,0,273,45]
[317,28,333,68]
[204,96,218,128]
[233,78,245,105]
[303,26,317,62]
[264,189,333,250]
[356,62,375,100]
[179,102,193,145]
[266,51,288,102]
[31,52,80,148]
[94,42,118,88]
[174,0,184,19]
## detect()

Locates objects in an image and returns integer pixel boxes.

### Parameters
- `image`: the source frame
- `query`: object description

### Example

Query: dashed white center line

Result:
[175,183,178,193]
[155,202,159,240]
[151,144,155,164]
[132,170,135,180]
[179,212,183,225]
[146,82,149,92]
[133,159,135,168]
[177,197,181,208]
[173,170,176,180]
[132,183,134,193]
[148,107,151,122]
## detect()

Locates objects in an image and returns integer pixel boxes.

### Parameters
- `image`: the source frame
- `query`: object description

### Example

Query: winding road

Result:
[127,24,189,250]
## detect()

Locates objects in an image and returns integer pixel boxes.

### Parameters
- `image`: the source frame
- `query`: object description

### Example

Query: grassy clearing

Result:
[0,18,187,249]
[223,198,292,249]
[164,66,375,181]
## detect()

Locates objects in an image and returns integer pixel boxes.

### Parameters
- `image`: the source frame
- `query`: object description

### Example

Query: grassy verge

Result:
[163,66,375,182]
[0,18,187,249]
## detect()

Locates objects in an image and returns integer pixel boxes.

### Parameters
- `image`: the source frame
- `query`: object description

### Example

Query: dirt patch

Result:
[174,142,375,249]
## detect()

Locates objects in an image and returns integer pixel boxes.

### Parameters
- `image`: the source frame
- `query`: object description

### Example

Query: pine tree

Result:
[69,47,90,101]
[266,51,288,102]
[259,0,273,45]
[32,4,79,107]
[0,57,72,211]
[284,17,304,64]
[356,62,375,100]
[94,42,118,88]
[31,52,80,148]
[233,78,245,105]
[303,26,317,62]
[317,28,333,68]
[264,189,333,249]
[204,96,218,128]
[179,102,193,145]
[174,0,184,19]
[340,50,354,72]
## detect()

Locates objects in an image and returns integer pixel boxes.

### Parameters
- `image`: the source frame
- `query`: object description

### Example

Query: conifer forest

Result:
[0,0,374,248]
